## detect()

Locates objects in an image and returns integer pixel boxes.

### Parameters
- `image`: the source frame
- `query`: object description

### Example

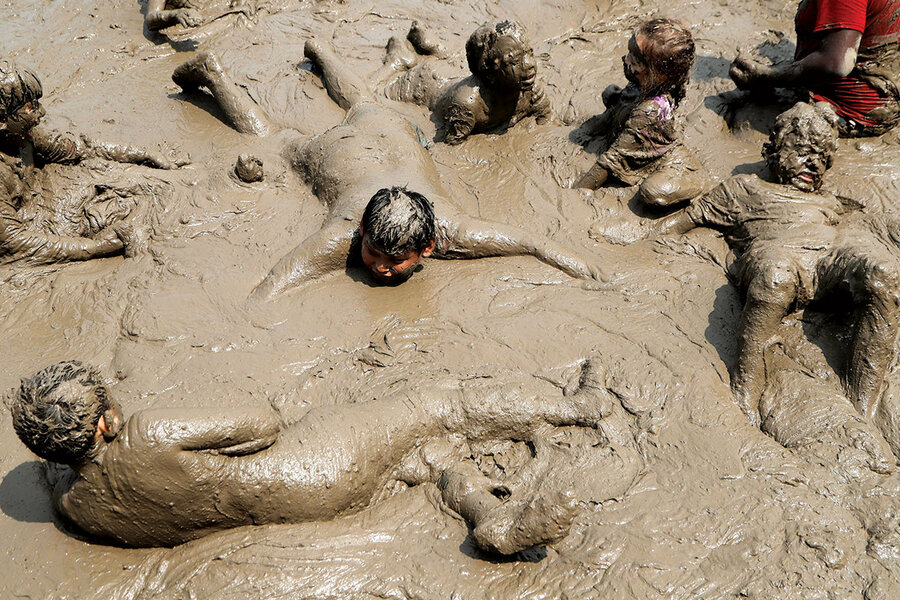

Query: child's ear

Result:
[358,222,365,237]
[421,239,436,258]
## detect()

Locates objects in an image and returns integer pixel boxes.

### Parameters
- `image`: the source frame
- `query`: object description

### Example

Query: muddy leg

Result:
[638,162,708,208]
[468,438,578,555]
[732,263,798,427]
[406,21,448,57]
[304,39,374,110]
[172,51,270,136]
[844,258,900,421]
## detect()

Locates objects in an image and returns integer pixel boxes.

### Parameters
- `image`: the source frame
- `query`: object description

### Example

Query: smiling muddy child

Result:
[574,18,709,208]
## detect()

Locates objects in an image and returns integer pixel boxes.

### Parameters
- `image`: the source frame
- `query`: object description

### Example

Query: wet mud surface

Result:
[3,1,900,598]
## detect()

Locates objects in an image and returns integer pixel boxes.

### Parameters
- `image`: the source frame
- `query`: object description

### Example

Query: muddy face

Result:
[360,234,430,284]
[764,102,838,192]
[486,36,537,90]
[4,99,44,140]
[766,133,830,192]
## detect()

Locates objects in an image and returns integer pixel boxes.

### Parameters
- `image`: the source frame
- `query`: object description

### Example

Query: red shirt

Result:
[795,0,900,125]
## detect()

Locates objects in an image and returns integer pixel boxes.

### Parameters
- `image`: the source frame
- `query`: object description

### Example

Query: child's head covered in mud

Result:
[359,186,437,283]
[763,101,839,192]
[466,20,537,90]
[0,60,44,139]
[11,361,122,467]
[625,18,695,104]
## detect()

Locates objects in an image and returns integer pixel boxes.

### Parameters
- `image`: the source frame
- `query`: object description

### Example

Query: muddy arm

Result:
[439,216,608,282]
[136,406,280,455]
[730,29,862,90]
[145,0,202,31]
[32,126,187,169]
[0,203,124,264]
[250,221,357,301]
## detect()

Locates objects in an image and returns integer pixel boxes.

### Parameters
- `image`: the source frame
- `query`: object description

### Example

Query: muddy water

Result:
[3,0,900,598]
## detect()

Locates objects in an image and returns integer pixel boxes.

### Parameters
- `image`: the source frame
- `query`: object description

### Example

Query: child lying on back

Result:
[574,18,708,208]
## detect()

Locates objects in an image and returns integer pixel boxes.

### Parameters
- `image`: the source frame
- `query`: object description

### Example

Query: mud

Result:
[3,1,900,599]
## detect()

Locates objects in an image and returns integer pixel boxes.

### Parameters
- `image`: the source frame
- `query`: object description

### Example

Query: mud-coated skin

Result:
[51,360,639,552]
[145,0,202,31]
[381,23,551,145]
[0,135,123,264]
[649,168,900,437]
[577,83,708,205]
[199,40,604,299]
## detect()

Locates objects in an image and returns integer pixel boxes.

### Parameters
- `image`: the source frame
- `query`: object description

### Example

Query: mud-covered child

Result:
[0,61,185,265]
[574,18,709,208]
[9,359,639,554]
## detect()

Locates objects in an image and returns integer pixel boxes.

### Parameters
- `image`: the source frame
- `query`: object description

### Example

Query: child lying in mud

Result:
[0,61,185,264]
[612,101,900,447]
[574,18,709,208]
[376,20,551,144]
[170,44,606,298]
[11,359,640,554]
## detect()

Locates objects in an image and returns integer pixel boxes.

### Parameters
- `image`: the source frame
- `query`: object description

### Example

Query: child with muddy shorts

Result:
[574,18,709,208]
[10,359,640,554]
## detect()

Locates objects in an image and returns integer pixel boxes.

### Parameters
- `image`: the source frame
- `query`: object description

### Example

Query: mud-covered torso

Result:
[292,102,452,219]
[435,75,549,144]
[688,174,844,254]
[596,85,683,185]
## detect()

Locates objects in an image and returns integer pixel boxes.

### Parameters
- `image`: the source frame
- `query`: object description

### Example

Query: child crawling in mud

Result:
[376,20,551,144]
[11,359,641,554]
[170,42,606,298]
[614,101,900,447]
[574,18,709,208]
[0,61,185,264]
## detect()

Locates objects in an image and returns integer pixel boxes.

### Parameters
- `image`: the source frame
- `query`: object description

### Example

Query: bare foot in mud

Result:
[407,21,448,57]
[383,36,419,71]
[172,51,224,92]
[472,488,578,555]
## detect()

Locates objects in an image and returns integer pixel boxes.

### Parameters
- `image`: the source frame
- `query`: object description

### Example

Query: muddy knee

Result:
[745,262,798,307]
[859,260,900,310]
[639,171,704,208]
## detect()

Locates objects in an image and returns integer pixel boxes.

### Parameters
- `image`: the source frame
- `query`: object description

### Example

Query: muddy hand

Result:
[729,54,771,90]
[175,9,202,28]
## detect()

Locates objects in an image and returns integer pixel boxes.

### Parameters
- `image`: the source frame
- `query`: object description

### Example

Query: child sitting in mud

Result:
[10,359,641,554]
[611,101,900,449]
[574,18,709,208]
[170,43,606,298]
[376,20,551,144]
[0,61,185,264]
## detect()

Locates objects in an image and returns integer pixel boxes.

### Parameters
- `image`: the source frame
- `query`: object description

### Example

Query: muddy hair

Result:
[0,60,42,121]
[635,18,694,105]
[763,102,839,170]
[466,20,529,82]
[361,186,436,256]
[11,361,110,466]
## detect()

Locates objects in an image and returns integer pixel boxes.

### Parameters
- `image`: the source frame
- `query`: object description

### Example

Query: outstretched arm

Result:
[730,29,862,91]
[145,0,202,31]
[134,406,281,456]
[250,220,357,301]
[438,216,608,282]
[1,203,124,264]
[31,126,187,169]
